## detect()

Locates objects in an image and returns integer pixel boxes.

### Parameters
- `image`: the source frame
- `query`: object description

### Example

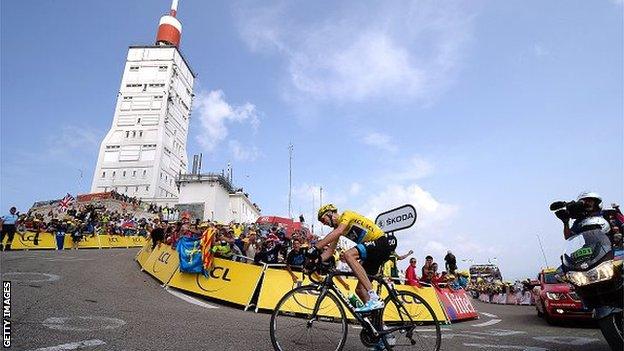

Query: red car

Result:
[533,268,592,324]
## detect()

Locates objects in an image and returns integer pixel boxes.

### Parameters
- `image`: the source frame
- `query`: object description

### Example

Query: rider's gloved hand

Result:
[555,209,570,223]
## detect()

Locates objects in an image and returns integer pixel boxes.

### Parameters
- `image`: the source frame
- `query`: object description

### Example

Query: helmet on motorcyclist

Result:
[577,191,603,209]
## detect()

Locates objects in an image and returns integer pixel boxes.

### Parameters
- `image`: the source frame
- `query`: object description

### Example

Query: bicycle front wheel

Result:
[381,290,442,351]
[270,285,348,351]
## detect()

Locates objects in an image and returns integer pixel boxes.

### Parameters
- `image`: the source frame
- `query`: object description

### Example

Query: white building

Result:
[90,1,193,207]
[177,173,261,223]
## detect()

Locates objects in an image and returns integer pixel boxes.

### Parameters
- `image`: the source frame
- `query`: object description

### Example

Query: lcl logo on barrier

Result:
[109,236,120,243]
[16,232,39,247]
[152,251,172,273]
[196,266,232,293]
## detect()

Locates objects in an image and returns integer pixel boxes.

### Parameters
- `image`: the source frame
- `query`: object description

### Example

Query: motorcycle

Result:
[556,212,623,350]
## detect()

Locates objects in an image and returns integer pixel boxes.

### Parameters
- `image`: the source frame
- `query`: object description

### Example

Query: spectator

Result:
[211,239,233,259]
[421,255,435,283]
[254,237,282,264]
[150,221,165,250]
[405,257,420,286]
[0,206,19,251]
[285,238,306,283]
[444,250,457,275]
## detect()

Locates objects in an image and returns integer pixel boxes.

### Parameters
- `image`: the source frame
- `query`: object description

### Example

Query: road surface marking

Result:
[1,272,60,282]
[479,312,499,318]
[464,343,548,351]
[166,288,219,309]
[532,336,601,345]
[43,316,126,331]
[471,319,502,327]
[465,329,525,336]
[28,339,106,351]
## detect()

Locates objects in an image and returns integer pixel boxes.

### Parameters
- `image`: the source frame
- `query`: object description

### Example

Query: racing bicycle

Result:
[269,262,442,351]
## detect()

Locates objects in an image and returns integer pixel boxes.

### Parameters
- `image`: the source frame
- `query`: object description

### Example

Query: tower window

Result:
[102,171,106,178]
[112,171,116,178]
[132,170,136,177]
[129,66,139,71]
[125,131,129,138]
[122,170,126,177]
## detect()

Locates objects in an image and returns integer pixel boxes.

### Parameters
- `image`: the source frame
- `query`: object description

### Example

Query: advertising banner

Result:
[2,232,56,250]
[256,267,320,311]
[63,235,101,249]
[434,287,478,321]
[168,258,264,307]
[142,245,179,284]
[99,235,128,248]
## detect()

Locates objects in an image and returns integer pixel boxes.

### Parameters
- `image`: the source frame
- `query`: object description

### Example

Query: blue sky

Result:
[1,0,622,279]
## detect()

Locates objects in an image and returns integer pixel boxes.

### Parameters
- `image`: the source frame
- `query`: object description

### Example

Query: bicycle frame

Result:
[307,270,416,338]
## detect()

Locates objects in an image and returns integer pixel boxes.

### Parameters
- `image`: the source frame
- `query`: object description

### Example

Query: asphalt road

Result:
[0,249,611,351]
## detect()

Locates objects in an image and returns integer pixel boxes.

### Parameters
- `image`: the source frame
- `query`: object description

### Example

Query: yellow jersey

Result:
[338,210,385,244]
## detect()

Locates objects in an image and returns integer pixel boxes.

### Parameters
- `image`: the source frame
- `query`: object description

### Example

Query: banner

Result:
[77,192,112,202]
[2,232,56,250]
[99,235,128,248]
[142,245,179,284]
[434,287,478,321]
[168,258,264,307]
[256,267,318,311]
[63,235,101,249]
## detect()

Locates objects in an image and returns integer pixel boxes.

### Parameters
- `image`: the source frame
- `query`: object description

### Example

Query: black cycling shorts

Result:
[356,235,397,275]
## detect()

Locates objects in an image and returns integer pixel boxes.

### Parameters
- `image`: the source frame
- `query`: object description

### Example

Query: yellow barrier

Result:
[63,235,101,249]
[256,267,447,323]
[142,244,179,284]
[2,232,56,250]
[136,242,154,268]
[127,236,147,247]
[168,258,264,307]
[99,235,129,248]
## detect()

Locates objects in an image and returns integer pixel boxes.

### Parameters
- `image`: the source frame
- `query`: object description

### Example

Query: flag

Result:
[58,193,75,212]
[177,236,203,273]
[201,227,217,272]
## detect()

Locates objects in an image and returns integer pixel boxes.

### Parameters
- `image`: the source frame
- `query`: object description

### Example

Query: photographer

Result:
[555,192,615,240]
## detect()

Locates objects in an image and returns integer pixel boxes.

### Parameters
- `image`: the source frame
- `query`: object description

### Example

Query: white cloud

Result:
[229,140,261,162]
[382,156,434,183]
[49,125,100,155]
[194,90,260,152]
[363,132,398,152]
[235,1,475,103]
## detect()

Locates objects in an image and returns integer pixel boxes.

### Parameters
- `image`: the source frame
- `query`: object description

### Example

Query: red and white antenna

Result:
[156,0,182,47]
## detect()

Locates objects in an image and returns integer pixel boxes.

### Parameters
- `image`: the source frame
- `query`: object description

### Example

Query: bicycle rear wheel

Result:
[270,285,348,351]
[380,290,442,351]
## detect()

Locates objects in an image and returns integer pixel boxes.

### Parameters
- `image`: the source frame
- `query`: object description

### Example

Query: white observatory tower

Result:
[90,0,195,207]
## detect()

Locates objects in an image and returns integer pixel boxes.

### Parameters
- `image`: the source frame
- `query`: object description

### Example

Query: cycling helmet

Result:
[317,204,337,221]
[577,191,602,204]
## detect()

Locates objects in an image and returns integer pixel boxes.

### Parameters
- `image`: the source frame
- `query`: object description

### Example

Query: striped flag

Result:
[58,193,75,212]
[201,227,217,272]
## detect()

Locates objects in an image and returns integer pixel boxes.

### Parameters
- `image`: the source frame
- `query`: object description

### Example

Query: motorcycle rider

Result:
[559,192,609,239]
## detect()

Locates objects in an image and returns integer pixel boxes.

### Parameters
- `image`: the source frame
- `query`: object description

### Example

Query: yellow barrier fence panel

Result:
[168,258,264,307]
[63,235,101,249]
[142,244,179,284]
[99,235,129,248]
[136,242,154,269]
[127,236,147,247]
[381,285,448,323]
[3,232,56,250]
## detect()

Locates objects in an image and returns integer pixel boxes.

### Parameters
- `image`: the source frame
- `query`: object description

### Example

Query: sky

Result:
[1,0,622,280]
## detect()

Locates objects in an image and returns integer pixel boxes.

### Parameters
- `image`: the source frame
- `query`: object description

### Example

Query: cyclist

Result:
[311,204,397,313]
